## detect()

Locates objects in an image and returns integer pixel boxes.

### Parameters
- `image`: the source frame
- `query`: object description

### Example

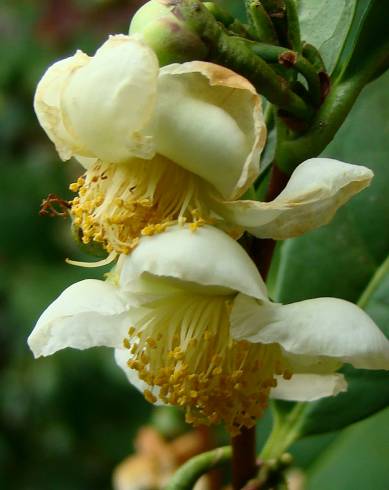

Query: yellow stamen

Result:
[122,293,293,435]
[69,157,212,255]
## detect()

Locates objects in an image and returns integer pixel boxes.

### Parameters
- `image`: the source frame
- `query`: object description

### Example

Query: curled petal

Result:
[271,373,347,401]
[231,294,389,370]
[118,225,268,300]
[28,280,131,357]
[34,35,159,165]
[154,62,266,199]
[212,158,373,239]
[34,51,90,161]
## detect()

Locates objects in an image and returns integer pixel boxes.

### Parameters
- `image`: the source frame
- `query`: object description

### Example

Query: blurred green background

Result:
[0,2,153,489]
[0,1,388,489]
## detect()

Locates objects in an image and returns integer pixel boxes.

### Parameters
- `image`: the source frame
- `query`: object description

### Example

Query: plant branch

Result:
[247,41,322,107]
[165,446,232,490]
[302,42,326,72]
[275,42,389,173]
[285,0,301,52]
[231,427,258,489]
[161,0,314,120]
[203,2,252,38]
[245,0,279,45]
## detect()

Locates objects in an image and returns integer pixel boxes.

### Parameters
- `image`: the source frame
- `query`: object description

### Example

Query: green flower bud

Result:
[129,0,208,66]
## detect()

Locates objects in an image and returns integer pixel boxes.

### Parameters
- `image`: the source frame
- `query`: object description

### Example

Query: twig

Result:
[164,446,231,490]
[245,0,279,44]
[161,0,314,120]
[231,427,258,490]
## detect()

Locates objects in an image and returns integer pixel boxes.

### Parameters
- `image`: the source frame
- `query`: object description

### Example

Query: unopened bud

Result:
[129,0,208,66]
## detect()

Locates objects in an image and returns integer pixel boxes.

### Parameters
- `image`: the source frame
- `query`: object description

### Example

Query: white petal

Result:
[231,294,389,370]
[271,373,347,401]
[212,158,373,239]
[154,62,266,199]
[34,50,90,161]
[118,225,268,300]
[114,349,164,405]
[28,280,132,357]
[35,35,159,164]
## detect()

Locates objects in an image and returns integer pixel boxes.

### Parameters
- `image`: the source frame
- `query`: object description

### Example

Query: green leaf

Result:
[330,0,373,80]
[297,0,357,73]
[267,70,389,442]
[306,407,389,490]
[333,0,389,83]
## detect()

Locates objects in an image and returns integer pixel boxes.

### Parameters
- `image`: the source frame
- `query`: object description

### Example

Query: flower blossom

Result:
[28,226,389,435]
[34,35,373,257]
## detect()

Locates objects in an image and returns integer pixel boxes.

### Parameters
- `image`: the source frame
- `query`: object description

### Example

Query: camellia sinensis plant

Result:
[29,1,389,488]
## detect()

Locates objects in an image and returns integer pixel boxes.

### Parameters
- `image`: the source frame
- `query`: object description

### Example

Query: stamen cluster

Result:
[122,294,292,435]
[69,158,210,254]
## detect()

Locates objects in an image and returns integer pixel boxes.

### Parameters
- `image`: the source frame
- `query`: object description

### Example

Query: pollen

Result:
[69,156,212,255]
[122,294,293,435]
[143,389,157,404]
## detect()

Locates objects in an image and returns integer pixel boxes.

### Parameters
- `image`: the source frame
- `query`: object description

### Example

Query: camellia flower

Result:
[34,35,373,257]
[28,226,389,435]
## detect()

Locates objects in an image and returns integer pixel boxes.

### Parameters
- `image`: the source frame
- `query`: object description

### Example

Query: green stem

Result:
[261,403,308,460]
[245,0,279,44]
[203,2,234,26]
[248,41,322,106]
[275,41,389,173]
[165,446,232,490]
[302,42,326,73]
[285,0,301,52]
[275,73,366,173]
[358,254,389,309]
[203,2,252,38]
[163,0,314,120]
[260,0,288,47]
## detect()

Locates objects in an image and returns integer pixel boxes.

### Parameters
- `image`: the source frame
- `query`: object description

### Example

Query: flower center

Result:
[122,293,292,435]
[69,157,211,255]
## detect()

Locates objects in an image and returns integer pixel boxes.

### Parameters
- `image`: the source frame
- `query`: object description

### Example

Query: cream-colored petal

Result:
[62,35,159,163]
[154,62,266,199]
[28,280,132,357]
[118,225,268,300]
[231,294,389,370]
[271,373,347,401]
[34,35,159,165]
[211,158,373,239]
[34,50,90,161]
[114,348,164,405]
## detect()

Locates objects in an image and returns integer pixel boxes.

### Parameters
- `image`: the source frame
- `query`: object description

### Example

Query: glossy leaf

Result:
[306,408,389,490]
[334,0,389,83]
[297,0,357,73]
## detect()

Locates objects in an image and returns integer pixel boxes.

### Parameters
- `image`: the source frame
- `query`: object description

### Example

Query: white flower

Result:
[34,34,264,198]
[28,226,389,434]
[34,35,373,255]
